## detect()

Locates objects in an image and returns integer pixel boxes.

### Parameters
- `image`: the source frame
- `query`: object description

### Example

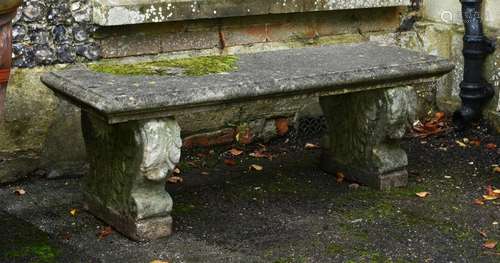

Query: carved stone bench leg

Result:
[319,86,415,190]
[81,113,182,240]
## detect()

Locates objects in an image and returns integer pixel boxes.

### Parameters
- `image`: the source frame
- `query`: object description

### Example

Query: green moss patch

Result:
[5,244,58,263]
[89,55,239,76]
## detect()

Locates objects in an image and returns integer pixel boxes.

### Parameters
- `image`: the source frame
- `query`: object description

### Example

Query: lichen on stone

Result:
[89,55,239,76]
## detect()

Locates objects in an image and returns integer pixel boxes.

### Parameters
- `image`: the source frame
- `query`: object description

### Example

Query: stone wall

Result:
[420,0,500,130]
[12,0,99,67]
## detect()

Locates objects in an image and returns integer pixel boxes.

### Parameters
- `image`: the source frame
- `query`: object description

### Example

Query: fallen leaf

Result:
[493,189,500,194]
[493,167,500,173]
[412,113,448,138]
[469,139,481,146]
[173,168,181,174]
[167,176,184,184]
[434,111,445,120]
[150,260,169,263]
[483,240,498,249]
[456,140,467,148]
[14,188,26,196]
[479,230,488,238]
[275,118,289,136]
[224,159,236,166]
[305,143,320,149]
[249,150,272,159]
[250,164,263,171]
[61,231,72,241]
[69,208,78,217]
[336,172,345,184]
[236,129,253,145]
[483,195,498,201]
[486,143,497,150]
[473,199,485,205]
[416,192,430,198]
[98,226,113,240]
[228,148,244,156]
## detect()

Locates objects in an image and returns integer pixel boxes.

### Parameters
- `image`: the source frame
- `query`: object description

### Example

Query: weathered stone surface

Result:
[81,113,181,240]
[320,86,416,190]
[0,66,89,183]
[92,0,410,26]
[42,43,454,124]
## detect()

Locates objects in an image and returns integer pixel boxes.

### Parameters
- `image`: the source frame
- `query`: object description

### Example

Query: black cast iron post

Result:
[453,0,496,129]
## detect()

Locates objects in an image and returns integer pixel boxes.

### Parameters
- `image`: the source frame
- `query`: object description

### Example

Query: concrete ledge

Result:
[92,0,410,26]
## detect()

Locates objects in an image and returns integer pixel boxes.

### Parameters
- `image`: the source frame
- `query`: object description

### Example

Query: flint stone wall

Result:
[12,0,100,67]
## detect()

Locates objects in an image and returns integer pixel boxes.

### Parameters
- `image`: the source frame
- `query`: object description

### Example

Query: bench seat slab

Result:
[81,113,182,241]
[320,86,414,190]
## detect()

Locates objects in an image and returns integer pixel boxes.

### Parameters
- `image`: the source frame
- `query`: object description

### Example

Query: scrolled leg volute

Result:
[81,113,182,240]
[319,86,416,190]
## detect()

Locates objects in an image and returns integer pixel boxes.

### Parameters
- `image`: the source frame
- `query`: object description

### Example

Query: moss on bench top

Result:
[89,55,239,77]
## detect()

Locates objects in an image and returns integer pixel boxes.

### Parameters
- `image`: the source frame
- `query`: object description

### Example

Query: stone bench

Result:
[41,42,453,241]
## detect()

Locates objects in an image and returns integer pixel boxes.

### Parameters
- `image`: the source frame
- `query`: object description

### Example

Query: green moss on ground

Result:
[89,55,239,76]
[5,244,58,263]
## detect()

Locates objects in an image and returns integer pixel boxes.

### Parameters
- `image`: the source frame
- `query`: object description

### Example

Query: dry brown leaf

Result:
[167,176,183,184]
[479,230,488,238]
[483,240,498,249]
[336,172,345,184]
[469,139,481,146]
[275,118,289,136]
[486,143,497,150]
[493,167,500,173]
[14,188,26,196]
[473,199,485,205]
[150,260,169,263]
[69,208,78,217]
[305,143,320,149]
[250,164,263,171]
[249,150,272,159]
[416,192,430,198]
[236,129,253,145]
[224,159,236,166]
[456,140,467,148]
[98,226,113,240]
[228,148,244,156]
[412,113,448,138]
[434,111,445,120]
[483,195,498,201]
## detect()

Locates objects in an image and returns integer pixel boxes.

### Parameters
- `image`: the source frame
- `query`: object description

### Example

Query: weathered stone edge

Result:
[92,0,410,26]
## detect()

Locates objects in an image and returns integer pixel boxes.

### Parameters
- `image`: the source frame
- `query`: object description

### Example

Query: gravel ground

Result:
[0,121,499,263]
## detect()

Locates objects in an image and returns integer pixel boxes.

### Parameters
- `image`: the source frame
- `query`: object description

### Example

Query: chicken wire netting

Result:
[288,116,328,143]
